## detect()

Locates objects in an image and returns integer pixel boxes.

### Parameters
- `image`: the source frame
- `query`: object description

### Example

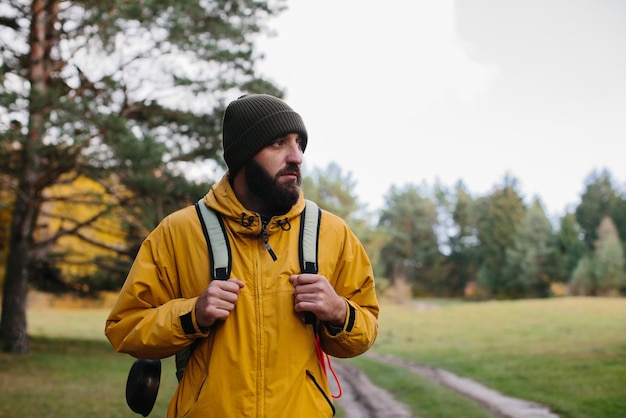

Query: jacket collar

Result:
[203,174,306,236]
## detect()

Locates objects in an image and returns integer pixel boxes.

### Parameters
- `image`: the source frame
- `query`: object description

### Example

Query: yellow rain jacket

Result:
[105,175,379,418]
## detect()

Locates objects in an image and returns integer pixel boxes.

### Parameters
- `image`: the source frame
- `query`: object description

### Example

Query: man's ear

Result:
[230,165,248,195]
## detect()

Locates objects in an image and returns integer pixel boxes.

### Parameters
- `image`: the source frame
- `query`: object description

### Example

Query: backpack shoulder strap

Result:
[194,199,231,281]
[299,201,340,395]
[300,199,321,274]
[300,200,321,325]
[176,199,230,381]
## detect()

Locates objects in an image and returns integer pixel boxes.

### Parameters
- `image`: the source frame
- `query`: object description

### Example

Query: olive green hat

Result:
[222,94,308,174]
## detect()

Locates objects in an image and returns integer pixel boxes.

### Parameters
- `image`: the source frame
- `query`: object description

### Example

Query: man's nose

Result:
[286,142,304,164]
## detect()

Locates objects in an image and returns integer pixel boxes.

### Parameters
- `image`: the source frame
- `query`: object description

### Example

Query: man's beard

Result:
[245,159,301,215]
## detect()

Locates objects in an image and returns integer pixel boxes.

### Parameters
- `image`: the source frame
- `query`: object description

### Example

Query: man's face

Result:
[244,133,304,214]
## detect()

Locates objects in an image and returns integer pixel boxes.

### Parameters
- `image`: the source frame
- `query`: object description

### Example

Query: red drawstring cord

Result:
[326,352,343,399]
[315,335,343,399]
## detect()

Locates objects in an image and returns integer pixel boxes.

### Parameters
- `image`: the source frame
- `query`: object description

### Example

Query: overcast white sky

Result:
[255,0,626,218]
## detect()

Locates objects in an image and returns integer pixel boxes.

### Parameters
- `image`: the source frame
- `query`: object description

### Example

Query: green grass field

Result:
[0,297,624,417]
[370,297,626,418]
[0,309,179,417]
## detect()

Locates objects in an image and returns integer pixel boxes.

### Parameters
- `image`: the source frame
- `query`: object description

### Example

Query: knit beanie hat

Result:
[222,94,308,174]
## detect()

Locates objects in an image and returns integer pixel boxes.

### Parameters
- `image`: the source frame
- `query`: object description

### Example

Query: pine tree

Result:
[475,176,525,298]
[504,199,553,298]
[0,0,287,353]
[379,185,440,299]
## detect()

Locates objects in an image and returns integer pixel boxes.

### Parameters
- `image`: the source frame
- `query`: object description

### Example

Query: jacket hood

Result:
[203,175,306,237]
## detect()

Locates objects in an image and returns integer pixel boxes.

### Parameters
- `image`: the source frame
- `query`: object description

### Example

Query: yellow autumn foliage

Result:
[37,173,132,283]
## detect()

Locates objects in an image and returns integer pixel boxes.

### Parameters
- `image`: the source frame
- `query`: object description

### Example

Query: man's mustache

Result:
[276,164,301,179]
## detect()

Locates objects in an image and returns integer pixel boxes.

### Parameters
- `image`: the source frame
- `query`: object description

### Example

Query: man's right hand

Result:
[195,279,245,329]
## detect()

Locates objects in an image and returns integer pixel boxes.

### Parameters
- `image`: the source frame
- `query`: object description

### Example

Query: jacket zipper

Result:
[261,218,277,261]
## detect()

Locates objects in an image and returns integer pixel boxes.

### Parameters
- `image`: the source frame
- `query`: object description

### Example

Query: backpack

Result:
[174,198,322,380]
[126,199,323,416]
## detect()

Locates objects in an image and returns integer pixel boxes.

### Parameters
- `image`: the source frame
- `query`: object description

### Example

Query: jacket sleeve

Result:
[317,220,379,358]
[104,215,208,359]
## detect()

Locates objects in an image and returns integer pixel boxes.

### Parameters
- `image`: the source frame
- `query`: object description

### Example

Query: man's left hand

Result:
[289,274,346,327]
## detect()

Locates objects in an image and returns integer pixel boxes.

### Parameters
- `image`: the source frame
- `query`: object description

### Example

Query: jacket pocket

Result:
[179,370,208,417]
[306,370,336,417]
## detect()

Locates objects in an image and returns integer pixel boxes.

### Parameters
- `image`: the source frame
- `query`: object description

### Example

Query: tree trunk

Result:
[0,0,58,354]
[0,205,30,353]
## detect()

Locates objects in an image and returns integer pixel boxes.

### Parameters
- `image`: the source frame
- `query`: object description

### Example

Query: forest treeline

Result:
[306,165,626,300]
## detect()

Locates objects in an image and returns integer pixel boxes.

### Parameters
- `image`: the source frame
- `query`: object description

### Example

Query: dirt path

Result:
[331,360,413,418]
[332,353,559,418]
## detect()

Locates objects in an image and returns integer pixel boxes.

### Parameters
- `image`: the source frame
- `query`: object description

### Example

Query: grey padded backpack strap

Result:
[176,199,231,382]
[300,199,321,275]
[194,198,231,281]
[300,200,321,325]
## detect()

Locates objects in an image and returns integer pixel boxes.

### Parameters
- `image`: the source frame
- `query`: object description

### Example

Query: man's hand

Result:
[195,279,245,329]
[289,274,346,326]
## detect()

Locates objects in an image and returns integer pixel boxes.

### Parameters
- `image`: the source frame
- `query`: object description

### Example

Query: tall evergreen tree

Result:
[593,217,626,294]
[445,181,479,296]
[575,170,619,249]
[571,216,626,295]
[0,0,286,353]
[504,199,553,298]
[551,212,587,282]
[608,188,626,246]
[475,176,525,298]
[378,185,440,298]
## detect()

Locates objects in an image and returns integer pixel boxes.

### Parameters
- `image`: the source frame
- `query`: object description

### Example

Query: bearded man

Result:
[105,94,379,418]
